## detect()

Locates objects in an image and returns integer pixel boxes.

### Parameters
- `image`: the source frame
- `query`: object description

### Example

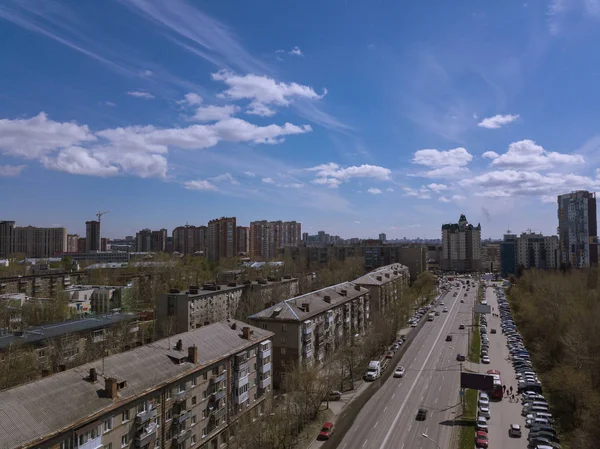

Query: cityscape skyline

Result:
[2,1,600,240]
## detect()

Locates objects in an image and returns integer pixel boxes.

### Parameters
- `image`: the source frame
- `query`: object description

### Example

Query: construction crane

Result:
[97,210,110,224]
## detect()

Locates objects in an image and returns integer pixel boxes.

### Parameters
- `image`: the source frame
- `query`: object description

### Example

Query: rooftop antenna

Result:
[97,211,110,250]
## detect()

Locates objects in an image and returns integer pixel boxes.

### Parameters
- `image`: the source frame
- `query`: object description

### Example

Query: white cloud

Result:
[212,70,326,117]
[127,90,155,99]
[210,173,239,184]
[0,112,96,159]
[460,169,600,200]
[262,177,276,184]
[413,166,470,179]
[439,196,451,203]
[0,164,26,177]
[290,46,303,56]
[184,179,218,191]
[482,151,500,159]
[477,114,520,129]
[244,171,256,177]
[426,183,448,192]
[367,188,382,195]
[103,101,116,107]
[354,220,361,224]
[307,162,392,188]
[490,139,585,170]
[452,194,466,200]
[386,187,394,192]
[140,69,154,77]
[282,183,304,189]
[402,187,432,199]
[41,146,120,177]
[191,105,240,122]
[413,147,473,168]
[179,93,203,106]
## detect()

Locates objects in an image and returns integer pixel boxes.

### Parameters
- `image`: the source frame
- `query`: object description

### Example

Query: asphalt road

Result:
[482,285,529,449]
[336,281,478,449]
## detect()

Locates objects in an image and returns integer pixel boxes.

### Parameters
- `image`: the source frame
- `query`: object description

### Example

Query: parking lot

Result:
[473,284,560,449]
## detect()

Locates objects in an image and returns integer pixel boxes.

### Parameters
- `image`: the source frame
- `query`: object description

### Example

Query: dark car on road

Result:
[456,354,466,361]
[416,408,427,421]
[446,335,453,341]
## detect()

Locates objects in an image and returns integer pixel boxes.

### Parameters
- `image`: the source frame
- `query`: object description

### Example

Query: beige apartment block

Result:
[353,263,409,313]
[0,320,273,449]
[14,225,67,258]
[247,282,370,387]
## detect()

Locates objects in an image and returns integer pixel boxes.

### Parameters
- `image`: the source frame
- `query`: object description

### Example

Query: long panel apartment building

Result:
[248,282,370,387]
[0,320,273,449]
[353,263,409,313]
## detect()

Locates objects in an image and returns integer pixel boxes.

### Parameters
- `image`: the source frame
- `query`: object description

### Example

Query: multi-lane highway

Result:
[337,281,478,449]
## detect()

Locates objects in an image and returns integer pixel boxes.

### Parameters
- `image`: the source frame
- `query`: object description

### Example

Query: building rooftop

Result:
[0,320,272,449]
[353,263,408,286]
[0,313,139,350]
[249,281,368,322]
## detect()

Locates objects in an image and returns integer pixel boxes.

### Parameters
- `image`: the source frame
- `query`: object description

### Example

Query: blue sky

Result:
[1,0,600,240]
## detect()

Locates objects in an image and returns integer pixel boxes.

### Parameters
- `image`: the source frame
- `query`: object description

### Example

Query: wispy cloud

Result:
[184,179,218,191]
[0,164,26,177]
[477,114,519,129]
[367,188,383,195]
[127,90,155,99]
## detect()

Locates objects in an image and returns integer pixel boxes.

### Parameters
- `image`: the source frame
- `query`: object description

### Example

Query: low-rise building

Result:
[61,251,131,263]
[247,282,370,387]
[61,284,131,314]
[0,320,273,449]
[352,263,409,313]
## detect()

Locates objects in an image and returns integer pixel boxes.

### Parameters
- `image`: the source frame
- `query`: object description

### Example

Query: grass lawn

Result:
[469,320,480,363]
[458,388,478,449]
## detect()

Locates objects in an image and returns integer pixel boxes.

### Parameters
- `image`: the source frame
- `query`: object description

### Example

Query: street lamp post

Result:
[421,433,441,449]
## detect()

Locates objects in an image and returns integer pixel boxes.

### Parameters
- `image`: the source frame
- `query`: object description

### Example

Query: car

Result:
[318,422,334,440]
[446,335,453,342]
[459,324,465,329]
[443,307,448,312]
[476,417,488,432]
[478,405,490,419]
[385,352,394,359]
[475,430,489,448]
[394,366,405,378]
[509,423,522,437]
[460,299,464,303]
[416,408,427,421]
[481,356,491,364]
[456,354,466,361]
[435,311,440,316]
[325,390,342,401]
[478,396,490,407]
[440,301,445,305]
[491,328,497,334]
[411,322,417,327]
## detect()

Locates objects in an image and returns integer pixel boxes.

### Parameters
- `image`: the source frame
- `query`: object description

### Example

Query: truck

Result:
[428,312,435,321]
[365,361,381,381]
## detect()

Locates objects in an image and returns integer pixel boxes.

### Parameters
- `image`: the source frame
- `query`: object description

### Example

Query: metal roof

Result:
[0,320,272,449]
[353,263,409,286]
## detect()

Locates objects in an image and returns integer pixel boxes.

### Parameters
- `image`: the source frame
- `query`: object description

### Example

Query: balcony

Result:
[176,410,191,424]
[210,371,226,384]
[259,377,271,389]
[174,389,189,403]
[79,435,102,449]
[302,347,312,359]
[303,326,312,335]
[236,361,249,372]
[135,423,157,448]
[258,362,271,374]
[234,373,249,389]
[234,390,249,405]
[174,428,192,444]
[210,389,226,402]
[136,408,157,425]
[259,347,271,359]
[210,406,226,421]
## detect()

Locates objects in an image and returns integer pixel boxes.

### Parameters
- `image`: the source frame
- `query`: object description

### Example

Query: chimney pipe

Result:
[302,302,310,312]
[105,377,118,399]
[376,276,383,281]
[176,339,183,351]
[188,345,199,364]
[354,284,361,291]
[242,326,252,340]
[323,295,331,303]
[89,368,98,382]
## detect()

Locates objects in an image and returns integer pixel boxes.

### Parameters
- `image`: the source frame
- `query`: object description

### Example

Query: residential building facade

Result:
[86,220,101,252]
[237,226,249,254]
[207,217,237,263]
[249,220,302,260]
[135,228,167,252]
[0,320,273,449]
[558,190,598,268]
[66,234,79,253]
[13,225,67,258]
[500,231,517,278]
[248,282,370,387]
[0,220,15,257]
[353,263,409,313]
[481,244,500,273]
[516,232,560,270]
[441,214,482,272]
[172,225,207,255]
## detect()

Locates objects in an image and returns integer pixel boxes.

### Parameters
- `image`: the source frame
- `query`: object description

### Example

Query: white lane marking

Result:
[384,406,388,412]
[438,385,442,392]
[362,439,368,448]
[380,285,465,449]
[392,393,395,399]
[409,423,413,432]
[342,445,347,449]
[374,421,379,428]
[401,444,405,449]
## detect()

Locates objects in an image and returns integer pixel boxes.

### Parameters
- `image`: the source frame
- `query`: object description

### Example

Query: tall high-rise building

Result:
[237,226,249,254]
[379,233,387,243]
[151,228,167,252]
[207,217,237,262]
[135,228,152,252]
[249,220,301,260]
[302,232,309,244]
[558,190,598,268]
[441,214,481,272]
[0,221,15,258]
[77,237,87,253]
[516,232,559,270]
[66,234,79,253]
[85,220,100,252]
[172,225,206,254]
[13,226,67,258]
[499,231,517,277]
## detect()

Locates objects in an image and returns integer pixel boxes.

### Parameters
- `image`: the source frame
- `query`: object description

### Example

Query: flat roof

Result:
[0,320,273,449]
[248,281,368,322]
[0,314,139,350]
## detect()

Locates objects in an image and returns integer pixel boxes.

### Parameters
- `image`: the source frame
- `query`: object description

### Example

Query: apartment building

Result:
[515,232,559,270]
[135,228,168,252]
[249,220,302,260]
[500,231,517,277]
[481,244,501,273]
[353,263,409,313]
[441,214,482,272]
[0,320,273,449]
[248,282,370,387]
[0,220,15,257]
[364,245,426,281]
[62,284,131,314]
[12,225,68,258]
[237,226,249,254]
[156,278,299,337]
[558,190,598,268]
[66,234,79,253]
[207,217,237,263]
[86,220,101,252]
[173,225,207,255]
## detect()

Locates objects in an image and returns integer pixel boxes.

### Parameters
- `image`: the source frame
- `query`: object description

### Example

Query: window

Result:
[202,427,207,438]
[192,376,197,387]
[191,435,197,446]
[261,323,267,329]
[192,415,197,425]
[212,367,218,375]
[202,409,207,418]
[37,349,45,359]
[104,444,112,449]
[281,324,288,331]
[103,417,113,433]
[280,335,287,344]
[280,348,286,355]
[137,402,147,414]
[122,409,130,422]
[203,372,208,380]
[166,389,172,400]
[202,390,207,400]
[166,408,173,421]
[121,435,129,448]
[192,395,197,405]
[154,441,160,449]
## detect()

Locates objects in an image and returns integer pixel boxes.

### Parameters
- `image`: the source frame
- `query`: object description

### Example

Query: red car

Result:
[475,430,489,448]
[486,369,501,376]
[318,422,334,440]
[385,352,394,359]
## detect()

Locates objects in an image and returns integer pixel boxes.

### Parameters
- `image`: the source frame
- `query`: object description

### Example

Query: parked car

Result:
[459,324,465,329]
[509,424,522,437]
[456,353,466,361]
[318,422,334,440]
[326,391,342,401]
[475,431,489,448]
